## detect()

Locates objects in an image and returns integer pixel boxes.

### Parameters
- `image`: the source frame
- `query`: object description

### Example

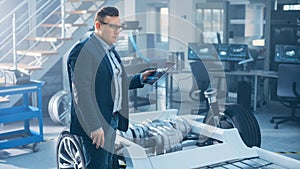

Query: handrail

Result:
[16,2,60,46]
[0,0,27,25]
[0,0,7,8]
[12,13,17,70]
[0,1,28,42]
[0,0,109,66]
[0,0,116,110]
[61,0,65,38]
[16,3,61,65]
[0,0,56,46]
[0,0,60,63]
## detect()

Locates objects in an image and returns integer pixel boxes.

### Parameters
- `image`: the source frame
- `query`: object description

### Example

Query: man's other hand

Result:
[90,127,105,149]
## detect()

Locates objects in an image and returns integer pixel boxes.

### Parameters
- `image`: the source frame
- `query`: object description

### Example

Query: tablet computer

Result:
[143,62,175,85]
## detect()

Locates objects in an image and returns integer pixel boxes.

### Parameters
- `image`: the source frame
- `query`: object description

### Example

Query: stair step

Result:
[27,37,73,42]
[0,96,10,103]
[40,23,87,28]
[17,50,58,57]
[0,63,42,71]
[55,9,97,15]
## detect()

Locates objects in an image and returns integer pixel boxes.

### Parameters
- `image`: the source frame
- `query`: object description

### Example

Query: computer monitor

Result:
[187,43,217,60]
[227,44,248,61]
[274,44,300,63]
[215,44,248,62]
[216,44,229,61]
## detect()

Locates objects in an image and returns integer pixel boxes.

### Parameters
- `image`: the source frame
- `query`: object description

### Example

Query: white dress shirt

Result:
[94,34,122,113]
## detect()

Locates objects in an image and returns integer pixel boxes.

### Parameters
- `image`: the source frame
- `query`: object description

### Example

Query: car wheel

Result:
[57,131,85,169]
[48,90,71,127]
[220,104,261,147]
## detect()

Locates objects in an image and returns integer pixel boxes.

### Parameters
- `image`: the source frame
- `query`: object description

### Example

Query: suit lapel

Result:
[90,34,113,75]
[104,53,113,75]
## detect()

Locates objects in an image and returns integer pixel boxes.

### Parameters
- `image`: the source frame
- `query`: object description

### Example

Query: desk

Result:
[221,70,278,112]
[167,69,278,112]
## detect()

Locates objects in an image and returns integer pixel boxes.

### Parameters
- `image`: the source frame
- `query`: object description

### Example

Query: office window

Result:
[160,7,169,42]
[196,7,224,43]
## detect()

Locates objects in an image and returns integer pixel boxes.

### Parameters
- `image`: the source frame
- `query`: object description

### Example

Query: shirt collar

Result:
[93,33,114,52]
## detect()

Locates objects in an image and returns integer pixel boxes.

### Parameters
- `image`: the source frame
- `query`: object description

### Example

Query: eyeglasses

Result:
[99,21,123,31]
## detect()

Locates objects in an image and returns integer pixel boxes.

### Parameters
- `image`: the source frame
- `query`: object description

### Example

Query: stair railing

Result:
[0,0,60,66]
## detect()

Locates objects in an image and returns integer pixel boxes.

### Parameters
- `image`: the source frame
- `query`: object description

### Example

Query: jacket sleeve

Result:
[128,73,144,89]
[71,43,106,135]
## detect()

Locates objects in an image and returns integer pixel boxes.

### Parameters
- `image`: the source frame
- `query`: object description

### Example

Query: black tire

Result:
[56,131,85,169]
[32,143,39,152]
[220,104,261,147]
[112,154,122,169]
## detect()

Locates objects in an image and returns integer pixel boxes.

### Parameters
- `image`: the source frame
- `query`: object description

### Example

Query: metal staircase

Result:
[0,0,118,108]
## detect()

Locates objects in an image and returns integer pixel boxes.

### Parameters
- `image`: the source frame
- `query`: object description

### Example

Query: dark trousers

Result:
[80,114,119,169]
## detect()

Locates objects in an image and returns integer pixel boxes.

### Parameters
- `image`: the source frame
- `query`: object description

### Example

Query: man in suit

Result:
[67,7,154,169]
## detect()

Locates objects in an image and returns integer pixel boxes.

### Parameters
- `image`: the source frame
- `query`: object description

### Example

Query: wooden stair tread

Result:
[40,23,87,28]
[0,96,10,103]
[0,63,42,71]
[17,50,58,57]
[27,37,73,42]
[55,9,97,15]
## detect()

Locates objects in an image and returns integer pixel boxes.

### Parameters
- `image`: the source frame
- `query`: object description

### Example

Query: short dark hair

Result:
[94,6,119,23]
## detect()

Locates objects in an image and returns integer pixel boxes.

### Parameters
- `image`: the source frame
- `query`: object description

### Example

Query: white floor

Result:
[0,100,300,169]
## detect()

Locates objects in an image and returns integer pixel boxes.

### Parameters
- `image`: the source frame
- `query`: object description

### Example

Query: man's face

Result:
[95,16,121,45]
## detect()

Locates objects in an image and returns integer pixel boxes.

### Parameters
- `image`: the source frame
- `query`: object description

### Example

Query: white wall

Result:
[122,0,197,57]
[123,0,136,20]
[168,0,196,53]
[245,3,265,38]
[167,0,197,92]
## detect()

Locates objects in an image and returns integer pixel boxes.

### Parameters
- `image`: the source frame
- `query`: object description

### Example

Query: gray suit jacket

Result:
[67,33,143,137]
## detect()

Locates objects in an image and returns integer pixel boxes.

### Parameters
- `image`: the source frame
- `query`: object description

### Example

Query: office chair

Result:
[189,60,210,115]
[270,64,300,129]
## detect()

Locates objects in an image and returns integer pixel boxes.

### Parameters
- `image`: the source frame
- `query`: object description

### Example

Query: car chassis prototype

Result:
[117,109,300,169]
[57,108,300,169]
[56,88,300,169]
